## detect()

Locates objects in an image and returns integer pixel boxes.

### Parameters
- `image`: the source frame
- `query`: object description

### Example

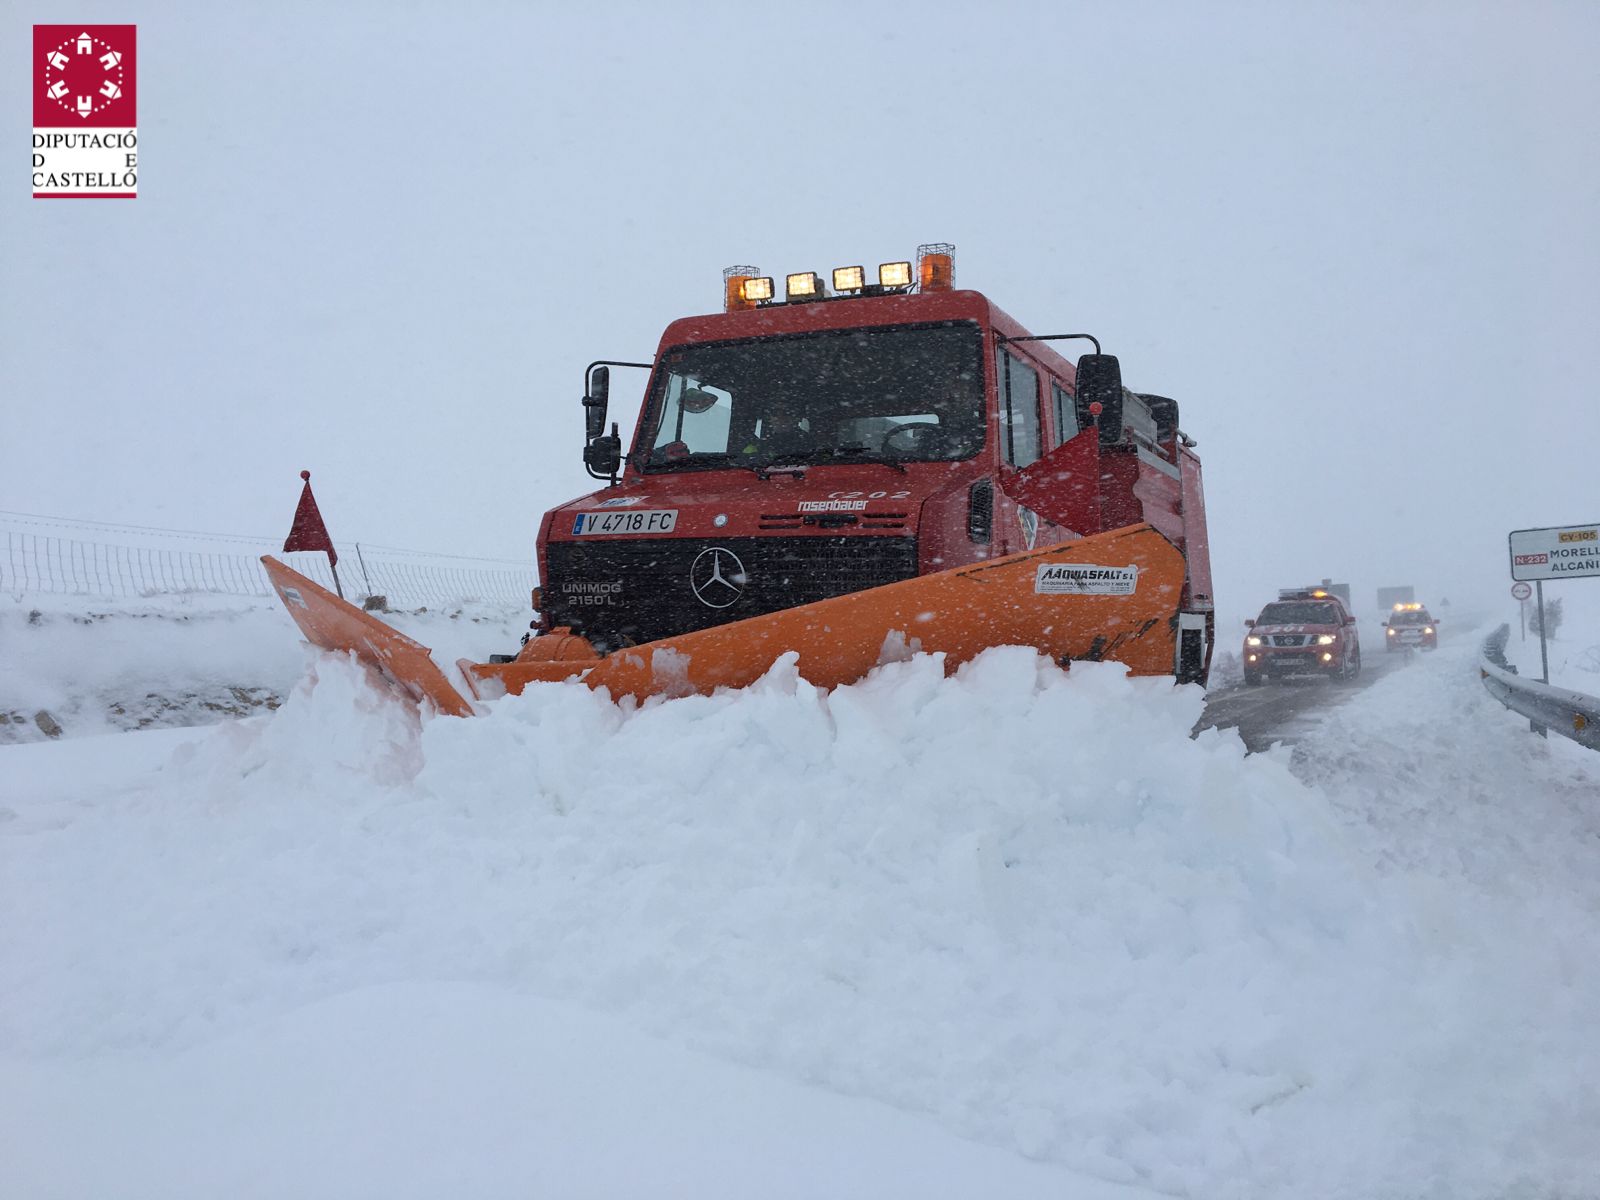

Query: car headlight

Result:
[1316,634,1337,645]
[1424,627,1433,634]
[1387,628,1397,636]
[1246,635,1262,646]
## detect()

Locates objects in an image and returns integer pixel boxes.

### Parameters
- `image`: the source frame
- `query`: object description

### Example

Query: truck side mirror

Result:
[1140,394,1180,443]
[1244,618,1255,628]
[583,421,621,481]
[583,365,610,442]
[1075,355,1124,445]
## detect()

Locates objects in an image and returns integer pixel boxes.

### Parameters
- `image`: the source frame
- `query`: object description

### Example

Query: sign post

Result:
[1536,582,1549,683]
[1511,580,1531,641]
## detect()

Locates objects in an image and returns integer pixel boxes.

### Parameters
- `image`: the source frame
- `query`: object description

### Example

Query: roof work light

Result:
[832,265,865,293]
[878,260,912,288]
[786,271,824,300]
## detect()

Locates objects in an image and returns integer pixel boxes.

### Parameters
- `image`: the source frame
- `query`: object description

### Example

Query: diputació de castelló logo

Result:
[33,25,138,199]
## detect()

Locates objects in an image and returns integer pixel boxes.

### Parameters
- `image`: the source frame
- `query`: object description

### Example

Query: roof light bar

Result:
[726,246,954,308]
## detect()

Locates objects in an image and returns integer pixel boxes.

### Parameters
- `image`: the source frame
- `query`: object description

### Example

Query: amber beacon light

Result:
[917,242,955,291]
[723,265,760,312]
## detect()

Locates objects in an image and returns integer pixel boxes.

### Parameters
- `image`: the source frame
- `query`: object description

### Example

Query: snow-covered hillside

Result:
[4,608,1598,1198]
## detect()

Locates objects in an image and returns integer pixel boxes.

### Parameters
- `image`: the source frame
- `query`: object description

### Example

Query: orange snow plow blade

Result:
[261,556,476,717]
[265,523,1185,714]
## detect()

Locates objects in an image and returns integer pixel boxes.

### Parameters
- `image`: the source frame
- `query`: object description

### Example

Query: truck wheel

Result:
[1343,648,1361,680]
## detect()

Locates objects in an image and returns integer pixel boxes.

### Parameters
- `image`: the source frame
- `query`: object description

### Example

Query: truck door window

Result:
[1000,350,1041,467]
[1052,381,1079,446]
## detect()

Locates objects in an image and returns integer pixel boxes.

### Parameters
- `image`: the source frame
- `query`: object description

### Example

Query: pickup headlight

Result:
[1316,634,1337,645]
[1387,628,1397,637]
[1424,627,1434,634]
[1246,635,1262,646]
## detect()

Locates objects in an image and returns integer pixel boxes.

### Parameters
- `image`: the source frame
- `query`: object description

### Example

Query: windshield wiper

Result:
[768,445,910,474]
[643,452,767,478]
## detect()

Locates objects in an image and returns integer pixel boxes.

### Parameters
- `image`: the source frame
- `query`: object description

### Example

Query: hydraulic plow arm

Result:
[262,522,1186,716]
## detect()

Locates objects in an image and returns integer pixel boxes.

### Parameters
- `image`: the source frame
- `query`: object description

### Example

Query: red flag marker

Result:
[282,469,343,597]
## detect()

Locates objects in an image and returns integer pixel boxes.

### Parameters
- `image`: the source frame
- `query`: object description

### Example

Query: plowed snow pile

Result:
[4,641,1598,1198]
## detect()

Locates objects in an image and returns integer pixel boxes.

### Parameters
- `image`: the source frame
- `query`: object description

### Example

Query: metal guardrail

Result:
[1479,624,1600,751]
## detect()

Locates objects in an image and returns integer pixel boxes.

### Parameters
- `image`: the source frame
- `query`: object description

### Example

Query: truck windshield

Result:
[640,322,984,472]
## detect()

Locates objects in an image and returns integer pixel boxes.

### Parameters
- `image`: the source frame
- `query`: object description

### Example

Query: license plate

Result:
[572,509,678,536]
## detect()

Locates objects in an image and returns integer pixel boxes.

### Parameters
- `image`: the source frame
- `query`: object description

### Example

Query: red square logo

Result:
[34,26,136,126]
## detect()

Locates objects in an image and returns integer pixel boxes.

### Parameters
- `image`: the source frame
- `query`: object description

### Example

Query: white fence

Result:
[1,526,533,610]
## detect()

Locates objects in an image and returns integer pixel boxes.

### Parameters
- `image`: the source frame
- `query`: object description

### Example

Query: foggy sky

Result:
[4,0,1597,624]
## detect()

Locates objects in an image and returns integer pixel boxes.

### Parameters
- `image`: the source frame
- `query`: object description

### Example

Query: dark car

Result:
[1383,603,1439,651]
[1243,591,1361,685]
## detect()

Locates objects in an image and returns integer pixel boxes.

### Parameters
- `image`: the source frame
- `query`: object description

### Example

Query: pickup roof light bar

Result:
[721,245,952,311]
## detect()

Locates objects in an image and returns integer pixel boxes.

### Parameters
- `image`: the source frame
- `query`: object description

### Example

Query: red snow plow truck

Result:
[264,245,1215,714]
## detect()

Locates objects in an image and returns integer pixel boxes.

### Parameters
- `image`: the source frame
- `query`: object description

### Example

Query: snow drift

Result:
[3,633,1598,1198]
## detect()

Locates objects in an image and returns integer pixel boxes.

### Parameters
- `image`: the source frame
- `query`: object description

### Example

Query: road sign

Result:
[1511,581,1532,601]
[1509,522,1600,581]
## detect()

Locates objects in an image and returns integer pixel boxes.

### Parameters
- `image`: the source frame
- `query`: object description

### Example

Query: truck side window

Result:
[1000,350,1041,467]
[1052,382,1079,447]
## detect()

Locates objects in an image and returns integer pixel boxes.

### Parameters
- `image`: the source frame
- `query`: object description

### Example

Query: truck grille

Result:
[543,534,919,651]
[1270,634,1309,647]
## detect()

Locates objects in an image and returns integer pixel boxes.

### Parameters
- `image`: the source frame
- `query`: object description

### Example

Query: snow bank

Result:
[0,593,526,743]
[6,641,1597,1197]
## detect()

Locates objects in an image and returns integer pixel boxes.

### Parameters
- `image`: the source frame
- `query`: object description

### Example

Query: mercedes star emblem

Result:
[690,547,747,609]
